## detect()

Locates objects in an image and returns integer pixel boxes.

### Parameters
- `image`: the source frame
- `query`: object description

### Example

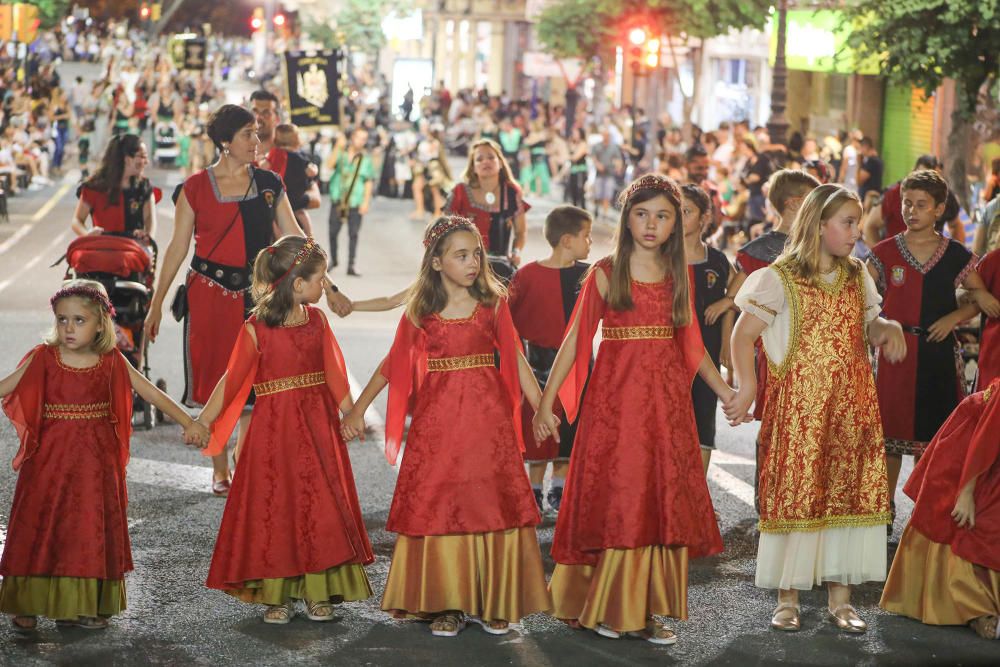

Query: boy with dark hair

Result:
[867,169,1000,533]
[508,205,593,514]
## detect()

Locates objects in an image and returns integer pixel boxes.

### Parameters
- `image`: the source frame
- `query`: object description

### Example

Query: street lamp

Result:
[767,0,790,147]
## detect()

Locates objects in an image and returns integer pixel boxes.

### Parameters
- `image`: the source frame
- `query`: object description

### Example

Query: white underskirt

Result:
[755,525,887,590]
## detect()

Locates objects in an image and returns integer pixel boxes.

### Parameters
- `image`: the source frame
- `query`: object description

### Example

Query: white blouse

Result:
[734,264,882,368]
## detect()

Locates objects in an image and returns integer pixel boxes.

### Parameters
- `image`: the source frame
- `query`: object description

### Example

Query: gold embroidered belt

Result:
[43,401,110,420]
[602,325,674,340]
[427,353,495,372]
[253,371,326,397]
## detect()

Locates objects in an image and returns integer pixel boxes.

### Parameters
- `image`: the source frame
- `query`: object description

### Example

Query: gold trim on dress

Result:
[601,325,674,340]
[43,401,111,420]
[759,512,892,534]
[426,353,495,372]
[54,349,103,373]
[747,299,777,317]
[252,371,326,397]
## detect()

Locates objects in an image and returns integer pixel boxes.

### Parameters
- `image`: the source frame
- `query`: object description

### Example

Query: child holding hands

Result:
[730,184,906,633]
[0,280,207,632]
[196,237,373,625]
[341,215,551,638]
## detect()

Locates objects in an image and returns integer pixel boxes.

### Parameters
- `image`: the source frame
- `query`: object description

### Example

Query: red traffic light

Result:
[140,3,151,19]
[250,16,264,30]
[628,27,647,46]
[273,13,286,27]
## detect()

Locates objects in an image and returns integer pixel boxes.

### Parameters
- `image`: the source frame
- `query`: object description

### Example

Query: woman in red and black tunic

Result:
[144,104,304,495]
[71,134,162,242]
[444,139,528,284]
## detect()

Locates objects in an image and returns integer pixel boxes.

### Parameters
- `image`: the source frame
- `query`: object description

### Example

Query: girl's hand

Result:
[951,490,976,529]
[926,313,959,343]
[184,419,210,448]
[324,277,353,317]
[143,304,163,343]
[872,319,907,363]
[974,289,1000,319]
[704,297,733,326]
[723,386,754,425]
[532,406,561,443]
[341,410,366,441]
[88,226,105,235]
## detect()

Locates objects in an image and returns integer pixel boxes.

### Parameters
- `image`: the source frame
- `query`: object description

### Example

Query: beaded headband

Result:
[270,237,320,288]
[51,285,116,317]
[423,216,478,248]
[618,173,682,208]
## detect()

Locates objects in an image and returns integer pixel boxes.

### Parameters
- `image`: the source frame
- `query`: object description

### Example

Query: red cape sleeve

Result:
[152,186,163,204]
[494,299,526,453]
[959,378,1000,491]
[2,346,46,471]
[382,314,427,465]
[204,323,260,457]
[316,309,351,407]
[109,350,134,472]
[558,267,605,423]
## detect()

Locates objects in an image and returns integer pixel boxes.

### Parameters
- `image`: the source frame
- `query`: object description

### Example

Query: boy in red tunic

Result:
[977,248,1000,390]
[508,206,592,514]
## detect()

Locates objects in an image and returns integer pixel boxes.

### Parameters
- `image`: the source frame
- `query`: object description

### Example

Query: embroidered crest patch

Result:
[705,270,719,289]
[263,190,275,208]
[891,266,906,286]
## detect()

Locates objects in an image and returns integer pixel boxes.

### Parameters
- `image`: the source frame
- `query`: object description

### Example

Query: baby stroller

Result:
[154,123,180,168]
[61,234,160,429]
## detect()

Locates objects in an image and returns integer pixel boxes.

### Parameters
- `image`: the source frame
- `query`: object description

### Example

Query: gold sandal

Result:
[970,615,999,640]
[305,600,334,622]
[770,602,801,632]
[470,617,510,635]
[263,602,295,625]
[828,604,866,634]
[626,618,677,645]
[430,612,466,637]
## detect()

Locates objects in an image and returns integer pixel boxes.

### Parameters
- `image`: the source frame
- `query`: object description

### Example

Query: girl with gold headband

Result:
[342,215,551,638]
[730,184,907,633]
[195,236,374,625]
[533,174,740,645]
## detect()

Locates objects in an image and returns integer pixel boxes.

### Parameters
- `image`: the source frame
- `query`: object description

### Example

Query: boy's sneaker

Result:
[546,486,563,513]
[533,488,544,514]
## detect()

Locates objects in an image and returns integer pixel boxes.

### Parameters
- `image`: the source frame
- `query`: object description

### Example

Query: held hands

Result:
[340,409,366,442]
[323,277,353,318]
[531,405,561,443]
[951,488,976,529]
[704,297,733,326]
[183,418,211,448]
[871,319,907,363]
[723,386,754,426]
[973,289,1000,319]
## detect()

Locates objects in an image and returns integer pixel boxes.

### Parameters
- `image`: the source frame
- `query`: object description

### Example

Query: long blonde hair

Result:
[462,139,516,189]
[250,236,327,327]
[46,279,118,354]
[406,216,506,323]
[776,184,862,283]
[601,174,691,327]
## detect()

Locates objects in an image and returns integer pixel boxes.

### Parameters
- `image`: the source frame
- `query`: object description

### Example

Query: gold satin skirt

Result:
[881,525,1000,625]
[226,564,373,605]
[381,527,551,622]
[550,545,688,633]
[0,576,126,619]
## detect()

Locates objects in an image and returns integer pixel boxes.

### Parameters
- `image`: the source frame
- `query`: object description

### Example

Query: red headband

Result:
[270,237,320,288]
[51,285,116,317]
[424,216,478,248]
[618,173,682,208]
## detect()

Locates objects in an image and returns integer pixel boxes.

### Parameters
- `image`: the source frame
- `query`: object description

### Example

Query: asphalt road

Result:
[0,80,997,667]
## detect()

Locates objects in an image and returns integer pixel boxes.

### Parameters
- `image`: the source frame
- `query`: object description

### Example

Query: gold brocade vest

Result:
[757,262,890,533]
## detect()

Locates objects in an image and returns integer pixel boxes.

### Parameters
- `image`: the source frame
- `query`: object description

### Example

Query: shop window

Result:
[829,74,848,111]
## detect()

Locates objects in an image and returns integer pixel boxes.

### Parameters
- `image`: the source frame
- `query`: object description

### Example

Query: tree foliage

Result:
[23,0,72,28]
[537,0,771,60]
[304,0,413,54]
[845,1,999,119]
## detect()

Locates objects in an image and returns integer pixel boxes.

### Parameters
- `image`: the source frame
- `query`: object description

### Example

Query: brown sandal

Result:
[263,602,294,625]
[11,616,37,633]
[430,612,466,637]
[971,615,999,640]
[626,618,677,645]
[305,600,334,622]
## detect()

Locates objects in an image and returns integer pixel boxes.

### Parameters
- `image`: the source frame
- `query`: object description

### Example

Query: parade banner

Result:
[283,50,341,128]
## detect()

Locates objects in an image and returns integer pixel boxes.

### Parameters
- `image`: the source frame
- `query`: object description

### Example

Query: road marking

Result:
[347,368,384,427]
[128,456,212,494]
[708,463,755,507]
[0,224,33,257]
[711,450,755,465]
[31,181,74,222]
[0,229,71,294]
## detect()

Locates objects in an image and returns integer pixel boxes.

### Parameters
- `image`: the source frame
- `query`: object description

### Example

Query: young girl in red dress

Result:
[880,377,1000,641]
[341,216,551,638]
[0,280,206,633]
[976,248,1000,390]
[195,236,373,625]
[533,174,739,645]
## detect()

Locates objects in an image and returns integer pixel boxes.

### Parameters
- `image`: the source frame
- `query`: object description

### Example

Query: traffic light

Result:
[645,38,659,68]
[273,13,285,27]
[250,8,264,31]
[152,3,162,22]
[139,3,151,22]
[628,27,647,46]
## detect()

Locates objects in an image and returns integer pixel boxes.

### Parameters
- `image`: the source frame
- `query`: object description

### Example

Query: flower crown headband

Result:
[268,237,320,288]
[618,173,682,208]
[423,216,478,248]
[51,285,116,317]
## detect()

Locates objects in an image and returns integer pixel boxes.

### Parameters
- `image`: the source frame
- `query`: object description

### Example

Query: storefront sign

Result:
[769,9,879,75]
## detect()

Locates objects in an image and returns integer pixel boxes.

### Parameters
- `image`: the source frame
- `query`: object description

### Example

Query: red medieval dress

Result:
[0,345,133,620]
[178,167,282,406]
[549,260,723,633]
[203,306,373,604]
[867,234,977,456]
[77,179,163,236]
[977,250,1000,391]
[378,300,551,623]
[881,379,1000,631]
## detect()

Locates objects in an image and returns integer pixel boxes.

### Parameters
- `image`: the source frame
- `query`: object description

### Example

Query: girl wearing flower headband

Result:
[0,279,207,633]
[730,184,906,634]
[194,236,374,625]
[341,216,551,637]
[533,173,739,645]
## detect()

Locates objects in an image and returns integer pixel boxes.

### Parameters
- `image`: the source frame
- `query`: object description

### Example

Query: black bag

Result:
[169,168,255,322]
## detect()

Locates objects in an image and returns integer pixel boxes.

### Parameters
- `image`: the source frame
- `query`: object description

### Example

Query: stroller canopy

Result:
[66,235,151,278]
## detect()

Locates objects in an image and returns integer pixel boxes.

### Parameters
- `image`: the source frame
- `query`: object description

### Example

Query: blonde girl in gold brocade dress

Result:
[728,185,907,634]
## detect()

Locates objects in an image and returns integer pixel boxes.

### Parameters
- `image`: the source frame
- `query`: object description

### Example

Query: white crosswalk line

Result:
[127,456,212,494]
[708,463,756,507]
